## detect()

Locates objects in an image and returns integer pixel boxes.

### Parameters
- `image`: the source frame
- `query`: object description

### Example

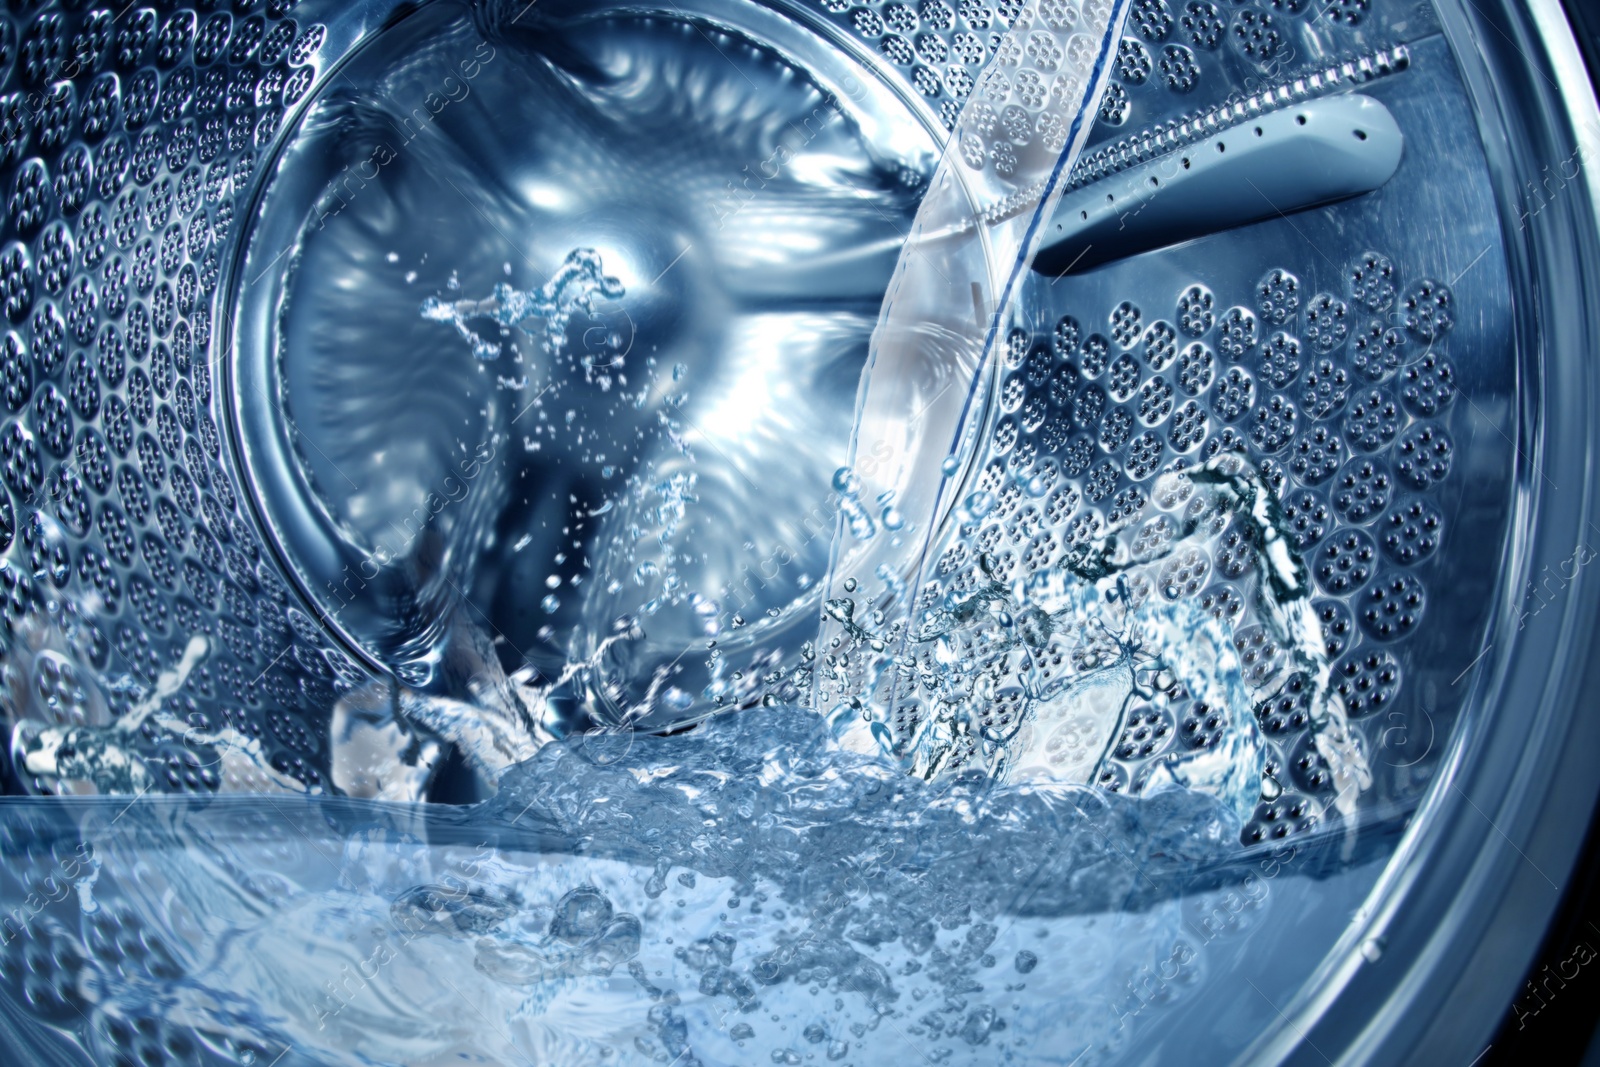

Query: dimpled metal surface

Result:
[0,1,1519,858]
[0,0,352,798]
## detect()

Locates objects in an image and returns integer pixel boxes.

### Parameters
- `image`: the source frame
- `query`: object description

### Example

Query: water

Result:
[819,459,1371,826]
[0,1,1404,1062]
[0,705,1389,1066]
[419,248,626,364]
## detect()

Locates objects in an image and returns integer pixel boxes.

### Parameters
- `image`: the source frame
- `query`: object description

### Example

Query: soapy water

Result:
[0,702,1386,1067]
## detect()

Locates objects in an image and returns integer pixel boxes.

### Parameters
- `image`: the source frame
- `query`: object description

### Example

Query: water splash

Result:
[420,248,625,361]
[7,626,307,797]
[823,457,1370,827]
[1,704,1279,1067]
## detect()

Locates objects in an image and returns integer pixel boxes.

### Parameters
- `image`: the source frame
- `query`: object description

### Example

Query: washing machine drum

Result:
[0,1,1596,1065]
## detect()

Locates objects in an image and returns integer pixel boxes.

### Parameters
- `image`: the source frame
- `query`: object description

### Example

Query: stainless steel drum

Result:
[0,0,1594,1064]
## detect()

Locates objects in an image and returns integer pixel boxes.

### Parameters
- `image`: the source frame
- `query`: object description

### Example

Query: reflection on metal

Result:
[231,2,939,717]
[0,0,1593,1064]
[1037,94,1405,274]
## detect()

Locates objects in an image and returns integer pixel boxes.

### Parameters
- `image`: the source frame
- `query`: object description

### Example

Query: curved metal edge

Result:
[218,0,948,687]
[218,0,426,683]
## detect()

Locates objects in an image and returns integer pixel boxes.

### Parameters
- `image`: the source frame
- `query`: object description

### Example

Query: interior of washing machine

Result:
[0,0,1596,1064]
